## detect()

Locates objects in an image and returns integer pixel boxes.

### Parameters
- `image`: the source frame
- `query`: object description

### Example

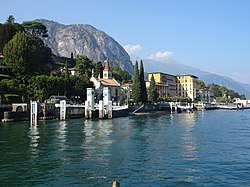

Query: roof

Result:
[104,59,110,70]
[176,74,199,79]
[121,83,133,87]
[49,95,68,100]
[148,72,175,77]
[101,78,120,87]
[68,68,78,71]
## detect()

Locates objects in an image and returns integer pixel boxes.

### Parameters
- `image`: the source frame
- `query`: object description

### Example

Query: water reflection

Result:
[83,120,113,146]
[179,113,198,161]
[82,120,113,164]
[57,121,68,151]
[28,124,40,158]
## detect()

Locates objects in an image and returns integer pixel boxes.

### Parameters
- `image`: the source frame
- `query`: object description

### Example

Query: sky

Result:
[1,0,250,84]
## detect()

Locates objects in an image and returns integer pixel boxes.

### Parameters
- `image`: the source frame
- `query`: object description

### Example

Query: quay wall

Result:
[0,105,12,120]
[2,111,29,122]
[2,104,85,122]
[66,106,84,118]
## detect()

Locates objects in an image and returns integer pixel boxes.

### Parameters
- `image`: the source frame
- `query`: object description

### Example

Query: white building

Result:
[90,59,121,103]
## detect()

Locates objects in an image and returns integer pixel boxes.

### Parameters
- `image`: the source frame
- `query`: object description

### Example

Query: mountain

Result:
[143,59,250,98]
[38,19,134,74]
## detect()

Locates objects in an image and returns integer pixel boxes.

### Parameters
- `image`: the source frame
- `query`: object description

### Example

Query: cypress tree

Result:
[132,61,141,104]
[65,61,69,81]
[148,75,158,103]
[139,60,147,104]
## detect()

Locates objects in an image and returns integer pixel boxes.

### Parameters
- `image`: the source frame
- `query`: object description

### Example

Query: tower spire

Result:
[104,58,110,70]
[103,58,112,79]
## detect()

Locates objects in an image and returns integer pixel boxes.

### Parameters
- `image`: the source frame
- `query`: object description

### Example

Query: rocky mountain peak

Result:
[38,19,134,74]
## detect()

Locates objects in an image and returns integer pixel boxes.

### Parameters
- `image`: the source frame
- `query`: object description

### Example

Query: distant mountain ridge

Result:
[38,19,134,74]
[143,59,250,98]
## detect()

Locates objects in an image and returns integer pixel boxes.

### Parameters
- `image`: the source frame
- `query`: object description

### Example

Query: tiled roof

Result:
[121,83,133,87]
[101,78,120,86]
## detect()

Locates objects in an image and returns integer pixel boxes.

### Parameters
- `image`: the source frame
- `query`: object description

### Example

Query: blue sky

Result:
[1,0,250,83]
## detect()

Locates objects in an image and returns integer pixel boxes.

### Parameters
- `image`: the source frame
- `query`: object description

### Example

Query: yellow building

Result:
[147,72,177,98]
[176,75,198,101]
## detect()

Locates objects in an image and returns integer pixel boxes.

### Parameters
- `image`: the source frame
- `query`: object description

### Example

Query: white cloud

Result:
[148,51,174,62]
[123,44,142,54]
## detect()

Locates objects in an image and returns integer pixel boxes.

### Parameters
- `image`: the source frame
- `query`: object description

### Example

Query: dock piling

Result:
[60,100,66,120]
[30,101,38,125]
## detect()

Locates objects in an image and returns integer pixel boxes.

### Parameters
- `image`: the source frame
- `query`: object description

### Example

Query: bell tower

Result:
[103,59,112,79]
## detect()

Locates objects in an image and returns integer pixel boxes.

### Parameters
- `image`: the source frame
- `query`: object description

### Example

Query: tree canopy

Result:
[75,55,94,77]
[3,31,52,80]
[110,66,131,83]
[148,75,158,103]
[0,22,23,52]
[6,15,15,24]
[21,21,48,37]
[139,60,147,103]
[207,83,246,101]
[132,61,141,103]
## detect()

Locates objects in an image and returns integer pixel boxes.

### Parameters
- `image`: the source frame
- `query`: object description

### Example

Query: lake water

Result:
[1,110,250,186]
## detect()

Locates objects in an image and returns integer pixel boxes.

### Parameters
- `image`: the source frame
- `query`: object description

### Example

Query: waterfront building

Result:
[197,87,214,102]
[146,72,177,99]
[176,74,198,101]
[90,59,121,103]
[121,83,133,102]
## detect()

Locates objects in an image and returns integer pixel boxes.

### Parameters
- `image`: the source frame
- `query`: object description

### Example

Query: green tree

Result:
[75,55,93,77]
[65,61,69,80]
[74,74,93,102]
[6,15,15,24]
[21,21,48,37]
[219,86,228,97]
[0,79,18,94]
[132,61,141,103]
[110,66,132,83]
[0,22,23,52]
[28,75,66,101]
[208,84,221,98]
[94,61,104,78]
[0,78,26,103]
[148,75,158,103]
[3,31,52,80]
[64,74,93,102]
[139,60,147,103]
[197,80,205,90]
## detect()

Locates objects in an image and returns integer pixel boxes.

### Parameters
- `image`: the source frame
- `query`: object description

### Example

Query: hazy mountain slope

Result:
[143,59,250,98]
[38,19,134,74]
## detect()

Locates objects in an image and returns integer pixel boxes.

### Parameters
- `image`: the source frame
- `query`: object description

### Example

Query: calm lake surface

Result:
[1,110,250,187]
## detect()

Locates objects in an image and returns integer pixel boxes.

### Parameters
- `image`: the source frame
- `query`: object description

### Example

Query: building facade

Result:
[147,72,177,98]
[176,75,198,101]
[121,83,133,104]
[197,87,214,102]
[90,59,121,103]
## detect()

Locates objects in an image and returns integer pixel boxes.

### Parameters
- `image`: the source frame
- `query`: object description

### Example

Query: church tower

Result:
[103,59,112,79]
